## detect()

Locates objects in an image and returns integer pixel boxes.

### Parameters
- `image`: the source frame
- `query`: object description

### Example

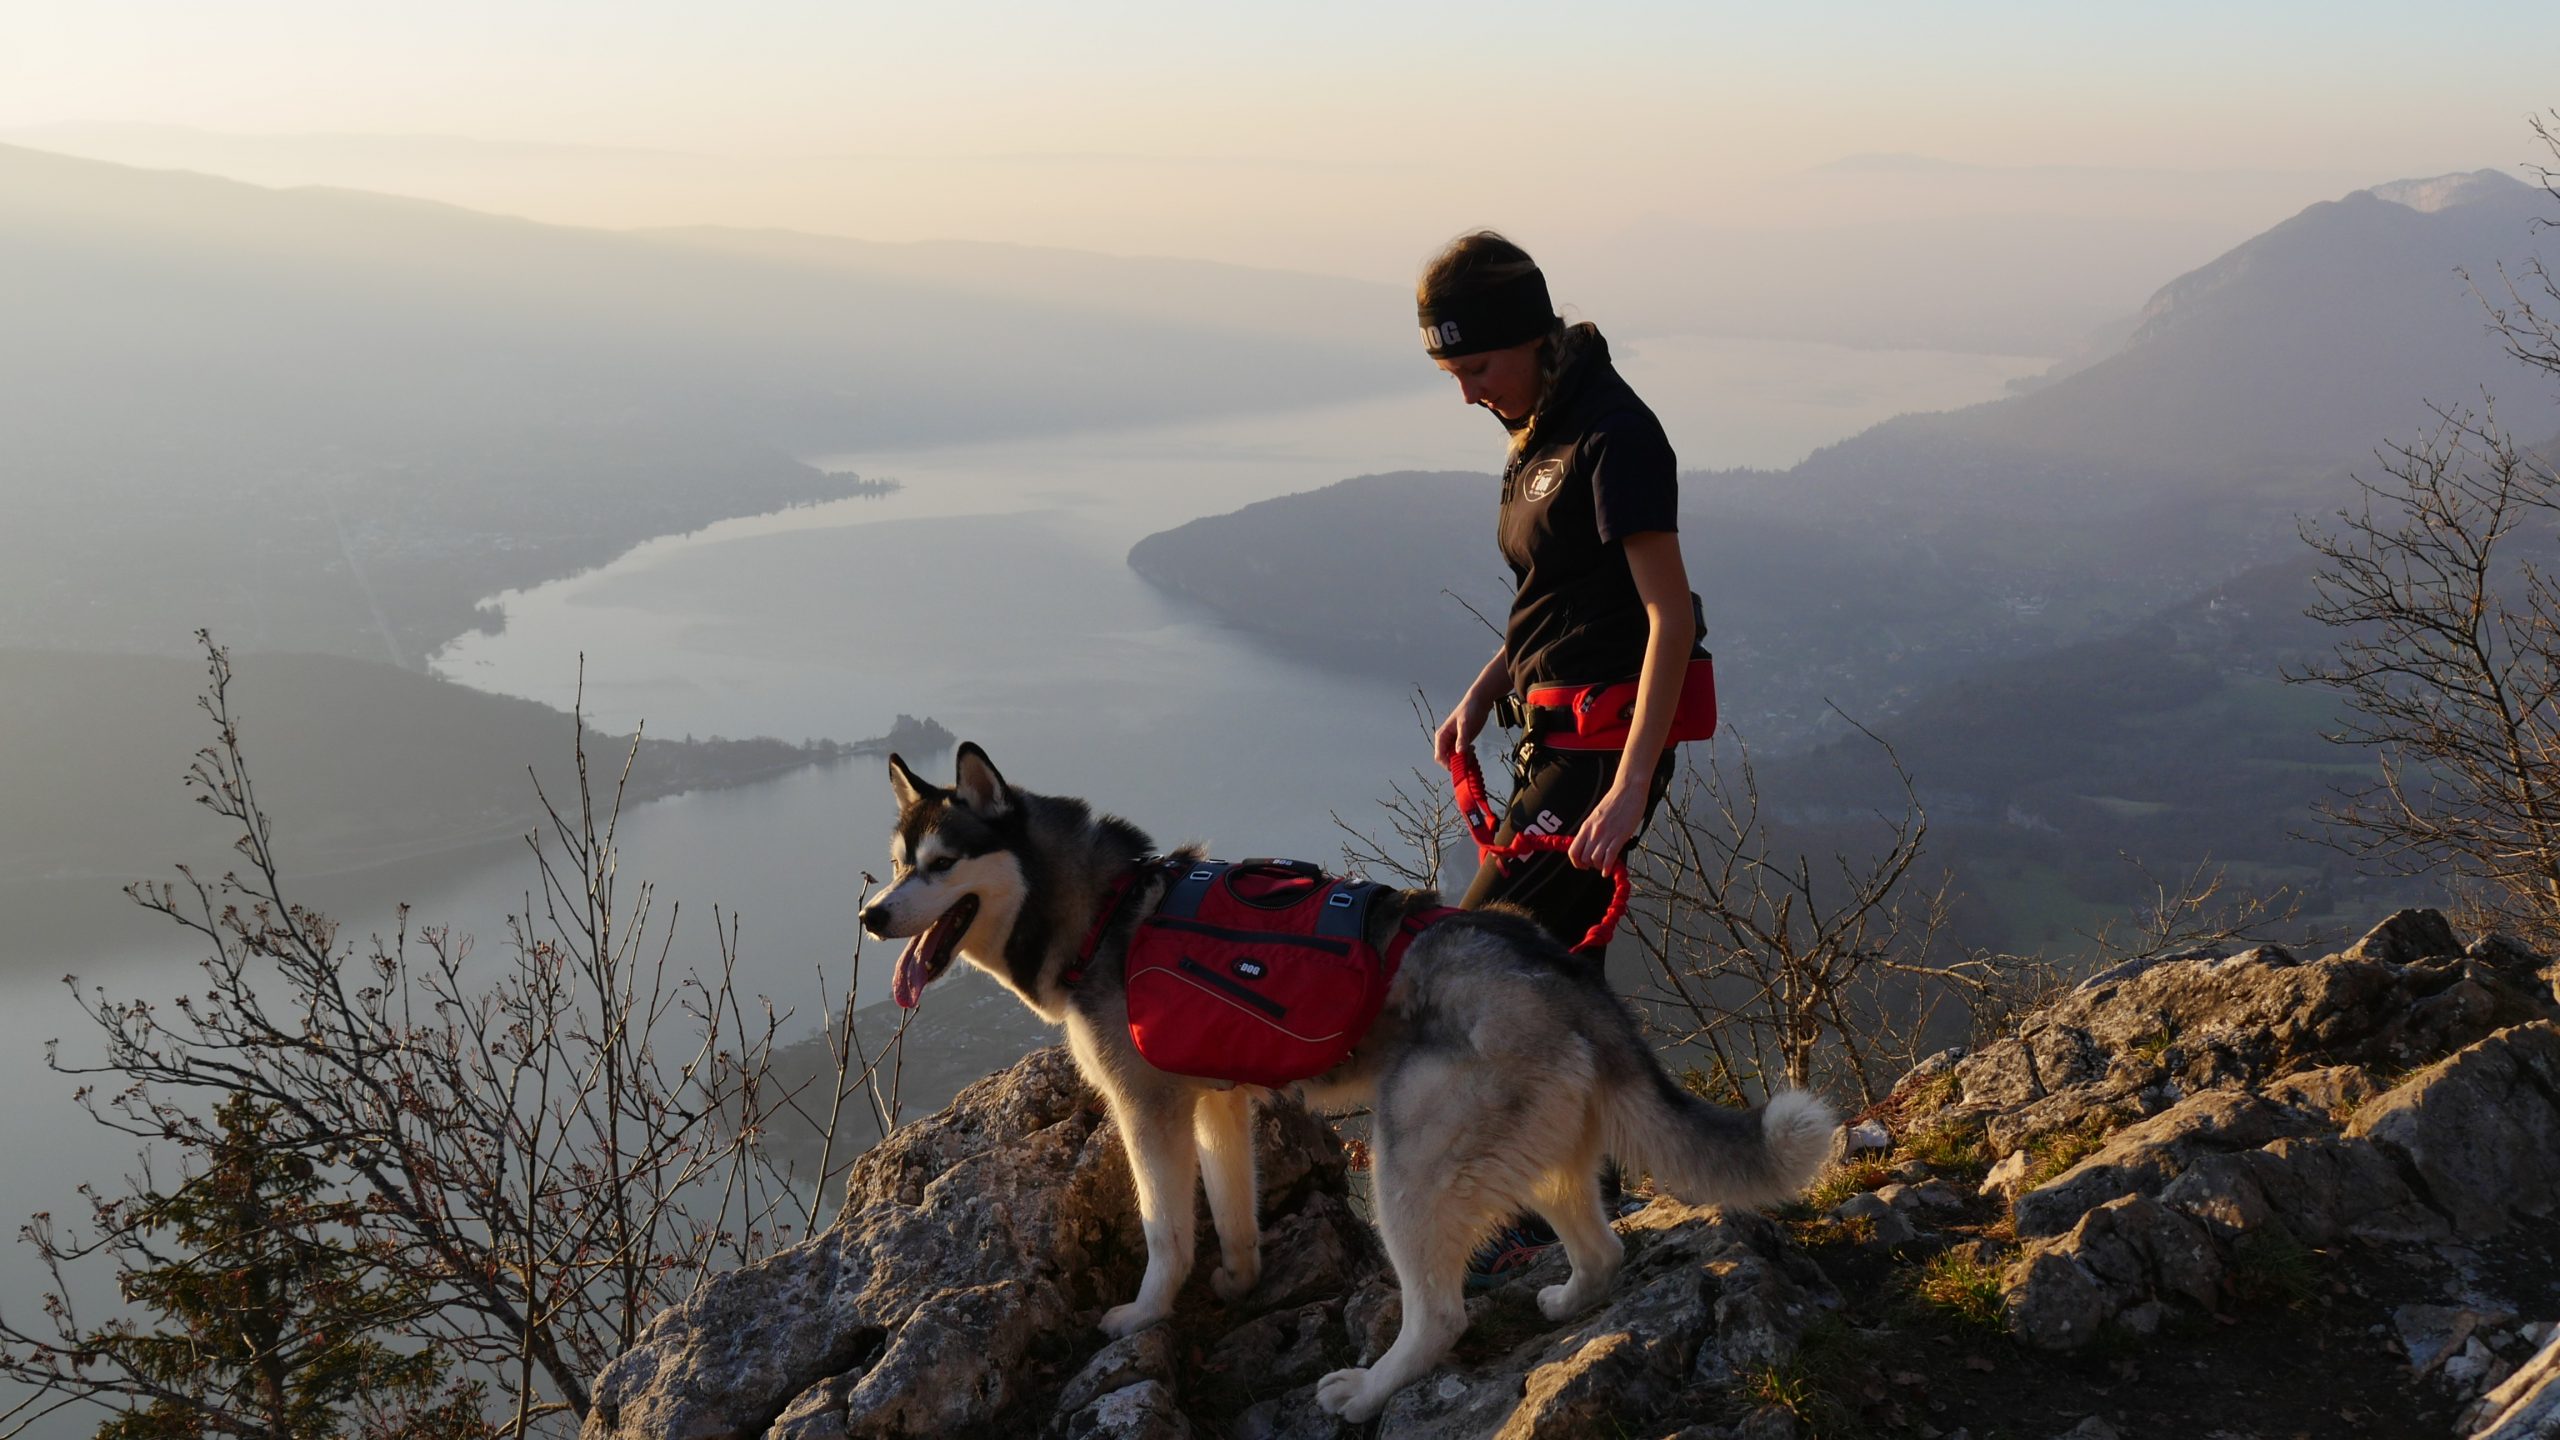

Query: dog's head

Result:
[859,742,1030,1008]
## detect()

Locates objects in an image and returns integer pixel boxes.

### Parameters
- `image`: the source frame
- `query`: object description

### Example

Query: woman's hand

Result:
[1436,647,1512,765]
[1433,693,1489,766]
[1569,779,1647,870]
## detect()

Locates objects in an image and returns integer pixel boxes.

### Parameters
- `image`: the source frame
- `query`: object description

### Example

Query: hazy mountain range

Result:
[0,142,1411,660]
[5,123,2369,355]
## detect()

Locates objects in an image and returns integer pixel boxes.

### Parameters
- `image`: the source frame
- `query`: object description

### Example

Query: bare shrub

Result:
[0,636,900,1438]
[2292,118,2560,945]
[1626,721,2052,1107]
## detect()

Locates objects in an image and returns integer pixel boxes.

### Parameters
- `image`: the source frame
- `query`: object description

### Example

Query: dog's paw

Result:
[1536,1281,1589,1322]
[1098,1300,1168,1339]
[1210,1256,1260,1302]
[1314,1366,1382,1421]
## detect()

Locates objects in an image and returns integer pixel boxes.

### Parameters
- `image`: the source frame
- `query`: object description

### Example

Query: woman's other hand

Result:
[1568,779,1646,870]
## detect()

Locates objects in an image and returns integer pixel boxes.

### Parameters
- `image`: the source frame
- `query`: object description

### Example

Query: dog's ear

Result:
[951,742,1013,817]
[887,752,935,809]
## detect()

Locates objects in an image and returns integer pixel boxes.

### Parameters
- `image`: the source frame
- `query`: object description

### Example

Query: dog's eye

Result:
[928,856,957,875]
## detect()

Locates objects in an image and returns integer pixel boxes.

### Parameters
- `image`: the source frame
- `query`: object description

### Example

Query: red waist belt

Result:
[1522,653,1717,752]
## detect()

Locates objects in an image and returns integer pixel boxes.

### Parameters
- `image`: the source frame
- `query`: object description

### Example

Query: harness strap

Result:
[1063,856,1168,988]
[1446,748,1631,956]
[1383,903,1463,973]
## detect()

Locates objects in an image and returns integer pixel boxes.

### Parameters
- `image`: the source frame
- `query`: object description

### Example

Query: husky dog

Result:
[859,743,1835,1423]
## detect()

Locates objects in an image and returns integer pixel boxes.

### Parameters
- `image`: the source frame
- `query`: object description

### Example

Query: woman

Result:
[1420,231,1705,1286]
[1424,231,1700,946]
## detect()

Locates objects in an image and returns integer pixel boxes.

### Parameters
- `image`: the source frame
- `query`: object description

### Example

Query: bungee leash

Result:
[1445,747,1630,955]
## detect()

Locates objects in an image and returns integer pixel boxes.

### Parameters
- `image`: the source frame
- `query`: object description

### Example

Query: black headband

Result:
[1418,269,1557,358]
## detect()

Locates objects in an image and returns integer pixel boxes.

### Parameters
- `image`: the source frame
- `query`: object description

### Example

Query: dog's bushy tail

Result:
[1604,1067,1836,1210]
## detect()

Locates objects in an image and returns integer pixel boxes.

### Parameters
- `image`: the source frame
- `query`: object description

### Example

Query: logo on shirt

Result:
[1523,459,1566,502]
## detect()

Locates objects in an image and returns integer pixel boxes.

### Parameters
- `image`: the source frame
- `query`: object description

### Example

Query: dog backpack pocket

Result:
[1124,859,1391,1088]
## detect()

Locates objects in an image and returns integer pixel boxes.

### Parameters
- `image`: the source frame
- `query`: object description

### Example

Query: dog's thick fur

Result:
[860,744,1835,1423]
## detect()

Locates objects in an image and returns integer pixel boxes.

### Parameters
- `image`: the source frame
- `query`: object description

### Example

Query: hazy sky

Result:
[6,2,2556,282]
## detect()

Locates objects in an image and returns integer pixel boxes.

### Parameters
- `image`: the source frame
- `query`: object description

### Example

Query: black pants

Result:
[1459,735,1676,948]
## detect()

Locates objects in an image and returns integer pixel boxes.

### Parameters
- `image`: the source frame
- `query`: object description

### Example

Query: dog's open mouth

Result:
[891,894,979,1009]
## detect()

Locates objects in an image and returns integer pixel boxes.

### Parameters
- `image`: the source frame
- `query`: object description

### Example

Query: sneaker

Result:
[1464,1217,1558,1291]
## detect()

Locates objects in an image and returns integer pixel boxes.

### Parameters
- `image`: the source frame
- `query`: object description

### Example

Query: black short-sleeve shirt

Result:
[1497,351,1683,693]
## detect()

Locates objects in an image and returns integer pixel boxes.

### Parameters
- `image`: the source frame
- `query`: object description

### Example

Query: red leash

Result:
[1445,748,1630,955]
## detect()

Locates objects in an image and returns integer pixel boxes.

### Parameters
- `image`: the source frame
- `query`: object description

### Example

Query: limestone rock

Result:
[2155,1134,2446,1244]
[1206,1302,1346,1396]
[2258,1062,2382,1118]
[1231,1386,1347,1440]
[1056,1325,1180,1417]
[1249,1194,1380,1312]
[1944,911,2556,1163]
[2345,1022,2560,1236]
[1371,1206,1833,1440]
[1059,1379,1193,1440]
[1831,1191,1892,1222]
[1867,1208,1919,1247]
[2004,1195,2221,1350]
[579,1047,1352,1440]
[1731,1412,1800,1440]
[1978,1149,2032,1200]
[2012,1089,2335,1238]
[2469,1330,2560,1439]
[1342,1279,1401,1366]
[2339,908,2462,966]
[2397,1303,2498,1375]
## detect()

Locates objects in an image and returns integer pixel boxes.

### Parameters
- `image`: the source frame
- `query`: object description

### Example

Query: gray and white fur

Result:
[859,743,1836,1424]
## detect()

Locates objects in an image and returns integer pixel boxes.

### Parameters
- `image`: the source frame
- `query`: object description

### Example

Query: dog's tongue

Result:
[890,901,969,1009]
[891,932,933,1009]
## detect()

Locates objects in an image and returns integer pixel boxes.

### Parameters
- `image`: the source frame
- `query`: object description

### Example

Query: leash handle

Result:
[1445,747,1630,956]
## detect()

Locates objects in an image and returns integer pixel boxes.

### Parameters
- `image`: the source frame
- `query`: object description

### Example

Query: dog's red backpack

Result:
[1124,859,1437,1089]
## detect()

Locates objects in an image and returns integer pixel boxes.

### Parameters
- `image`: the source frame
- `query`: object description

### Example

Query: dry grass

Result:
[2022,1121,2113,1189]
[1904,1249,2008,1331]
[1900,1119,1990,1180]
[1735,1318,1870,1439]
[1787,1214,1879,1249]
[1895,1070,1963,1120]
[1800,1155,1897,1214]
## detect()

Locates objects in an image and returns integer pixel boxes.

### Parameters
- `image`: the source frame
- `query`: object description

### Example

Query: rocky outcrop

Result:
[1943,909,2552,1159]
[581,1045,1828,1440]
[581,1048,1371,1440]
[582,910,2560,1439]
[1340,1207,1832,1440]
[1906,910,2560,1436]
